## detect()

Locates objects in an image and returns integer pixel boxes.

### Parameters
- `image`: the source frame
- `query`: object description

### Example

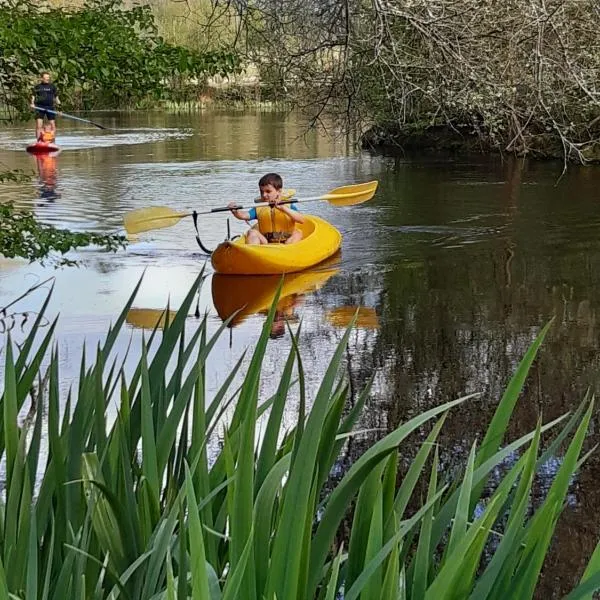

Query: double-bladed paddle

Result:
[123,180,378,235]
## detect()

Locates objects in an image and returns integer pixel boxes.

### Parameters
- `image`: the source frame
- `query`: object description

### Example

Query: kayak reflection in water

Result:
[36,154,60,202]
[227,173,305,245]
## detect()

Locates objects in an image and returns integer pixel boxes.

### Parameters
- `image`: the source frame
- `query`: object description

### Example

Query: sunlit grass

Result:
[1,273,600,598]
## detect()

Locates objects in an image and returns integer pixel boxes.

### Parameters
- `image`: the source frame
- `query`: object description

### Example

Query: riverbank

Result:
[361,122,600,164]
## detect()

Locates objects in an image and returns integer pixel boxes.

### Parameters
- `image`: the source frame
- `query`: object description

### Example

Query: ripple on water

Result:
[0,127,193,152]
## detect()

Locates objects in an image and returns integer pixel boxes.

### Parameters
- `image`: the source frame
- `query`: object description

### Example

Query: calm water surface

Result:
[2,110,600,596]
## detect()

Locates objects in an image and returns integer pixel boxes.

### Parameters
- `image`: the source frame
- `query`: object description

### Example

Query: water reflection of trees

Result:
[309,196,600,597]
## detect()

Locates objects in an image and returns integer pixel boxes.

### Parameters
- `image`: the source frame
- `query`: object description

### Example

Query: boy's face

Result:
[260,184,281,204]
[41,73,50,83]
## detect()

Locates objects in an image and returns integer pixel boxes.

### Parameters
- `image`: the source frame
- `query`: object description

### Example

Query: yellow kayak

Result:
[211,215,342,275]
[212,258,339,326]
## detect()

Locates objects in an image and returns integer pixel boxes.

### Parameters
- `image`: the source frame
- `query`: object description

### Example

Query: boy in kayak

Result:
[30,72,61,140]
[228,173,305,244]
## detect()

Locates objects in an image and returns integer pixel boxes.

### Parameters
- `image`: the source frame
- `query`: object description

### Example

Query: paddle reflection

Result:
[125,308,178,329]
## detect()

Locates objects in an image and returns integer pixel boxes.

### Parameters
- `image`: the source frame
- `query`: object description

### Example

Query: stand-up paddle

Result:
[32,106,110,130]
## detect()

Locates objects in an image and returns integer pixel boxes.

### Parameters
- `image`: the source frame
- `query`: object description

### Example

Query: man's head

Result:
[258,173,283,204]
[41,72,51,83]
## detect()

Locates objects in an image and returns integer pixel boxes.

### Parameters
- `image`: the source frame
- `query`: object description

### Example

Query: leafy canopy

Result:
[0,0,241,112]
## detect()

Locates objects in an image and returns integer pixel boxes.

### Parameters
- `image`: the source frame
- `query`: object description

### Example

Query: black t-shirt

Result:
[33,83,57,107]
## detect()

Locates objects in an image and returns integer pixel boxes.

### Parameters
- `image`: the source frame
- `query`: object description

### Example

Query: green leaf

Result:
[411,447,439,599]
[185,464,211,600]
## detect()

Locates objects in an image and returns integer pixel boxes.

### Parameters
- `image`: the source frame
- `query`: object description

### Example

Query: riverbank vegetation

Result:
[3,1,600,161]
[226,0,600,163]
[147,0,600,163]
[1,274,600,598]
[0,0,240,116]
[0,201,126,266]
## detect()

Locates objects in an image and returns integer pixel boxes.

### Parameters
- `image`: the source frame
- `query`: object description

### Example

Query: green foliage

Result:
[0,0,240,112]
[0,202,126,266]
[244,0,600,162]
[1,275,600,598]
[0,168,31,184]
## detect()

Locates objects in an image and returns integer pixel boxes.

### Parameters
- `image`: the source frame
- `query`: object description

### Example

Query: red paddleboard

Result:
[26,141,60,154]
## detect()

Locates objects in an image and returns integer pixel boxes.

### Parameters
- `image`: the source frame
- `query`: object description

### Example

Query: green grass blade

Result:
[101,274,144,361]
[388,414,447,528]
[475,320,552,472]
[267,322,366,600]
[324,545,344,600]
[445,441,476,559]
[229,284,282,600]
[26,507,38,600]
[411,447,439,599]
[254,455,291,596]
[512,399,594,599]
[222,525,255,600]
[156,365,197,475]
[13,283,53,375]
[346,464,384,589]
[565,570,600,600]
[0,559,10,600]
[430,411,569,549]
[3,335,19,489]
[470,422,542,600]
[344,486,447,600]
[577,537,600,600]
[255,339,296,490]
[308,394,474,598]
[140,343,160,516]
[362,481,384,600]
[381,537,400,600]
[166,547,176,600]
[185,464,210,600]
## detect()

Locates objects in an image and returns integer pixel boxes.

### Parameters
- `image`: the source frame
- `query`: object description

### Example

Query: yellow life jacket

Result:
[256,205,296,238]
[40,131,55,143]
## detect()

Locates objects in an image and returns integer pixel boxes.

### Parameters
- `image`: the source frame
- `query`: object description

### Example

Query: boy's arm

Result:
[54,86,61,106]
[276,203,305,224]
[227,202,252,221]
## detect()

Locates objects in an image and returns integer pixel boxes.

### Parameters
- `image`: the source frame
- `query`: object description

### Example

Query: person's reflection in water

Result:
[268,295,303,339]
[36,154,60,203]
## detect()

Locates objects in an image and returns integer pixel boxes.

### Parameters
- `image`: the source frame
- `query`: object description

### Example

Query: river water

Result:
[1,110,600,596]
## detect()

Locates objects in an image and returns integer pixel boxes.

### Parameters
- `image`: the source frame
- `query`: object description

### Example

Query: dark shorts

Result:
[265,232,292,243]
[35,108,56,121]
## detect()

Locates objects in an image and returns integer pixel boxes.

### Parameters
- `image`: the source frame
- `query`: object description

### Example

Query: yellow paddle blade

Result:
[323,181,378,207]
[326,306,380,329]
[123,206,191,234]
[126,308,178,329]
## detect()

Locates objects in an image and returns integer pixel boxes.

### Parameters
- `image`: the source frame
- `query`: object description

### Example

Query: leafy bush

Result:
[0,0,240,113]
[1,274,600,598]
[0,202,126,266]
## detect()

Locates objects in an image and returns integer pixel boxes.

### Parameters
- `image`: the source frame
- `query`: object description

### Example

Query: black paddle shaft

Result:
[210,198,297,213]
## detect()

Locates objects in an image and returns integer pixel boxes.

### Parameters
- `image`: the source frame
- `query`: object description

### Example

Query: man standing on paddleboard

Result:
[30,72,61,141]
